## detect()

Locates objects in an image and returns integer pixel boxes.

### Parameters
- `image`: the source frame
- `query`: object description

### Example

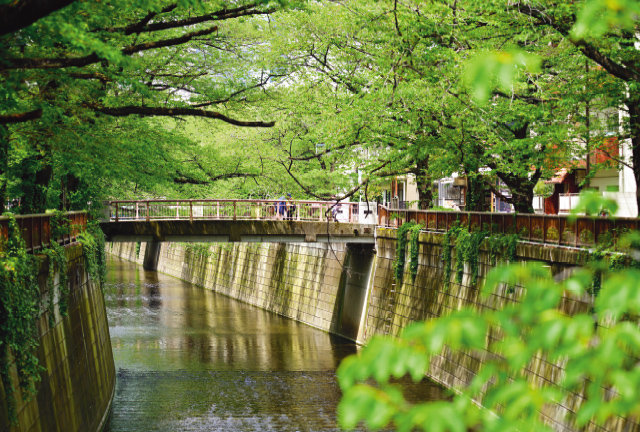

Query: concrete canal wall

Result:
[0,244,115,432]
[108,231,636,432]
[109,241,373,341]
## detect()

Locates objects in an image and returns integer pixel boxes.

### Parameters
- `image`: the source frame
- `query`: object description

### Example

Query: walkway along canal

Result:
[103,256,446,431]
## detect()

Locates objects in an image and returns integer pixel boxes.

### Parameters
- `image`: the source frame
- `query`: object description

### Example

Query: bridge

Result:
[100,199,377,244]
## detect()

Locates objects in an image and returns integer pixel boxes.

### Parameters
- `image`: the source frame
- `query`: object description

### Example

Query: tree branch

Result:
[92,104,275,127]
[0,109,43,124]
[511,2,640,82]
[0,0,75,37]
[4,25,219,70]
[104,3,273,35]
[106,3,178,35]
[174,172,259,184]
[279,158,391,200]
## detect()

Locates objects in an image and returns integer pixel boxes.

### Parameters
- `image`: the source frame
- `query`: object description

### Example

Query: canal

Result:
[104,256,446,431]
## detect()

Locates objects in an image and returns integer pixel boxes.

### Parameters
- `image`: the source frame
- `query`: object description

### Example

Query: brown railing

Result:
[106,199,373,224]
[0,211,88,252]
[378,206,640,248]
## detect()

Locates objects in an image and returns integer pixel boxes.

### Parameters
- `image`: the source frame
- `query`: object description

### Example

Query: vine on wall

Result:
[0,212,107,425]
[0,215,44,425]
[185,243,213,259]
[42,211,70,325]
[78,221,107,287]
[394,222,416,283]
[408,224,423,282]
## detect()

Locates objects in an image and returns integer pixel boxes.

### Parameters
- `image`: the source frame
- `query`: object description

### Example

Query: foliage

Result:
[185,243,213,260]
[0,214,44,425]
[394,222,417,283]
[78,221,107,287]
[465,49,542,104]
[461,229,487,286]
[1,1,297,211]
[41,240,68,327]
[546,227,560,242]
[338,260,640,431]
[454,228,469,285]
[570,190,619,218]
[42,209,71,325]
[408,224,423,282]
[441,224,461,288]
[533,181,554,199]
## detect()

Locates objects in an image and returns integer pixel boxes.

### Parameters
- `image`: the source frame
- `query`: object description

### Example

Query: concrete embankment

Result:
[109,230,636,432]
[0,244,115,432]
[109,241,372,342]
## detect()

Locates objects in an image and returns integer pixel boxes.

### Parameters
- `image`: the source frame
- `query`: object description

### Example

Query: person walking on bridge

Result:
[276,194,288,220]
[286,194,296,221]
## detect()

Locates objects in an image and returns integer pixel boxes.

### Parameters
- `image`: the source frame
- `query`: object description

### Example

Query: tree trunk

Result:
[413,154,433,209]
[495,171,539,214]
[628,95,640,215]
[495,122,538,213]
[0,126,8,214]
[465,176,489,212]
[20,153,52,214]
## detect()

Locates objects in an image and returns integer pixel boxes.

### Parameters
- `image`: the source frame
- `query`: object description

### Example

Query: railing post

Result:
[296,202,300,221]
[115,202,119,222]
[233,201,237,220]
[146,201,150,222]
[189,201,193,223]
[136,202,139,220]
[217,202,220,219]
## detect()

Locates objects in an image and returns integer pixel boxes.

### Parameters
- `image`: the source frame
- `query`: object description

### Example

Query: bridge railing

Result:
[378,206,640,248]
[0,211,88,252]
[107,199,375,224]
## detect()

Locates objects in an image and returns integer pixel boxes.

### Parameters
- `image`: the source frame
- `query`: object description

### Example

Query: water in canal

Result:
[104,256,447,431]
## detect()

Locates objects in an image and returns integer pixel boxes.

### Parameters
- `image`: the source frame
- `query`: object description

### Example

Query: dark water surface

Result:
[104,256,446,431]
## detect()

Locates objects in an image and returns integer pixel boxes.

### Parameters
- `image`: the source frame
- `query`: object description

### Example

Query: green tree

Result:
[0,0,291,211]
[265,0,591,212]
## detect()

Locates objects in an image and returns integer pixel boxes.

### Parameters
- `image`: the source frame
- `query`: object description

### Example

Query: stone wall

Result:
[0,244,116,432]
[108,241,372,340]
[363,229,635,432]
[108,241,145,266]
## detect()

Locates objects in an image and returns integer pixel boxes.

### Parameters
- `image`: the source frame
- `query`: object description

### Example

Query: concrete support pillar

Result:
[143,240,162,270]
[335,243,376,341]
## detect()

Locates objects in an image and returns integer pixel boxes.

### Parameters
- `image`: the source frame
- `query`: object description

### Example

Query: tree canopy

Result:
[0,0,638,212]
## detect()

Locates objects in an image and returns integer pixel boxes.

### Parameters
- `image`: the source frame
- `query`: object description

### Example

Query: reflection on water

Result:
[104,256,446,431]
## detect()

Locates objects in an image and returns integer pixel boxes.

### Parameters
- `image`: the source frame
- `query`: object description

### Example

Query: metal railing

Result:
[106,199,373,224]
[0,211,88,252]
[378,206,640,248]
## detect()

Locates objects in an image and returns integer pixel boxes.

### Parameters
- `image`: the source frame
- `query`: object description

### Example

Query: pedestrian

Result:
[276,195,287,220]
[331,199,341,222]
[286,193,296,220]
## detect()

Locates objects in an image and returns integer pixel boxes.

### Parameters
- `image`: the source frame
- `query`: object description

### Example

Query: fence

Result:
[378,206,640,248]
[106,199,373,224]
[0,211,88,252]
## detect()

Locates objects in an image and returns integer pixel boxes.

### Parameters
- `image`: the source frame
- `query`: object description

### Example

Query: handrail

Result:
[105,199,376,224]
[0,211,88,252]
[377,205,640,248]
[103,199,640,249]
